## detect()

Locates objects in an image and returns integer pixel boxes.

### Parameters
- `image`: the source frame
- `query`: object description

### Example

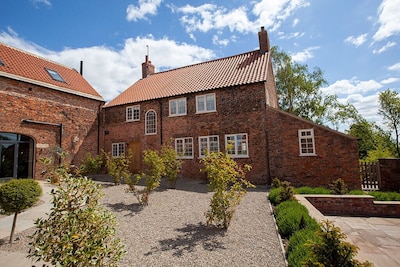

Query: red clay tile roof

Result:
[105,50,270,107]
[0,43,103,101]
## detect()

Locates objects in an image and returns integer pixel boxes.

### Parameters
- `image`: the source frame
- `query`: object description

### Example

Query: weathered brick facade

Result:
[0,76,103,179]
[265,107,360,189]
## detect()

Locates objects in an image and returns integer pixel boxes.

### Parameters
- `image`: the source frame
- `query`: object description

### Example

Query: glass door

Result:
[0,143,17,178]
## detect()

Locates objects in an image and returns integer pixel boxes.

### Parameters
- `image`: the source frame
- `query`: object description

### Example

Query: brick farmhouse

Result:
[0,27,361,189]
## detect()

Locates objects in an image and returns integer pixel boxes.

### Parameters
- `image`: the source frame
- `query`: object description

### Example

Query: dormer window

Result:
[0,59,4,66]
[45,68,65,83]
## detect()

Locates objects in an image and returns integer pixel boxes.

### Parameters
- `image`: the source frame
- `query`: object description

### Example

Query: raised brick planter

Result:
[303,195,400,218]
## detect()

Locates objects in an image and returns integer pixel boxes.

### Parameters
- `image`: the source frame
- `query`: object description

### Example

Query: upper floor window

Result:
[169,98,187,116]
[145,110,157,135]
[298,129,316,156]
[196,93,216,113]
[126,105,140,122]
[226,133,248,158]
[45,68,65,83]
[112,143,125,157]
[175,137,194,159]
[199,135,219,157]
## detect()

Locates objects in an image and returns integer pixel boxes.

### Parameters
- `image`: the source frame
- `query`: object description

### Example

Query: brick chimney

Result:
[258,26,270,53]
[141,55,155,78]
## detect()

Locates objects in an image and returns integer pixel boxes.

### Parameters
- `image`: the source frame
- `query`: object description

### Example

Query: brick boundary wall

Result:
[304,195,400,218]
[378,158,400,192]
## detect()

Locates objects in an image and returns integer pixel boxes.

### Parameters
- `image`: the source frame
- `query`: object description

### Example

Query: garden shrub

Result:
[348,190,367,195]
[274,201,319,239]
[40,150,70,184]
[271,177,282,188]
[201,150,254,229]
[303,220,373,267]
[78,152,105,175]
[369,191,400,201]
[268,187,282,205]
[295,186,331,195]
[329,178,349,195]
[105,152,131,185]
[287,229,319,267]
[29,175,125,267]
[160,141,182,188]
[0,179,42,243]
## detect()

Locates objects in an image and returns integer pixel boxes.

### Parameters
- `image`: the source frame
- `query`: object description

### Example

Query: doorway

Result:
[128,141,141,173]
[0,132,34,179]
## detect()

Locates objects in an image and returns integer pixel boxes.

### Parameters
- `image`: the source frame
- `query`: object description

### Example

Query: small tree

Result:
[0,179,42,243]
[28,175,125,267]
[201,150,254,229]
[303,220,373,267]
[160,142,183,188]
[105,152,132,185]
[379,89,400,157]
[329,178,348,195]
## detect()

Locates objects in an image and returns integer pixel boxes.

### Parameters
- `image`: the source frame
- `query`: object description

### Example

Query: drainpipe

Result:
[159,100,163,145]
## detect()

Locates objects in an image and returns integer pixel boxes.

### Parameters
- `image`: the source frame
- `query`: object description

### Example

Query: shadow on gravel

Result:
[105,202,143,216]
[145,222,226,257]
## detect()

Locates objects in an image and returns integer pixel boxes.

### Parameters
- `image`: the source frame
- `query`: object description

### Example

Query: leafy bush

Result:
[40,151,70,184]
[274,201,319,239]
[0,179,42,243]
[105,152,131,185]
[160,142,182,188]
[268,187,282,205]
[79,152,105,175]
[369,191,400,201]
[268,180,295,205]
[287,229,319,267]
[329,178,349,195]
[201,150,254,229]
[303,220,373,267]
[271,177,282,188]
[29,175,125,267]
[295,186,331,195]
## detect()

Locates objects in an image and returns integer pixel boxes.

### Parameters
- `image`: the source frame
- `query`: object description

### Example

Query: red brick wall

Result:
[306,195,400,218]
[379,158,400,191]
[0,76,103,179]
[266,107,361,189]
[103,82,270,184]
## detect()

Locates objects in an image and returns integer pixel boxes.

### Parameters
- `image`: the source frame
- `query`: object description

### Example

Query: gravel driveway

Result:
[101,178,286,267]
[0,177,286,267]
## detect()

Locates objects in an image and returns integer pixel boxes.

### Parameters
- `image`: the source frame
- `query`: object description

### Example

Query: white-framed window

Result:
[196,93,216,113]
[175,137,194,159]
[198,135,219,157]
[112,143,125,157]
[225,133,248,158]
[298,129,316,156]
[126,105,140,121]
[169,98,187,117]
[145,110,157,135]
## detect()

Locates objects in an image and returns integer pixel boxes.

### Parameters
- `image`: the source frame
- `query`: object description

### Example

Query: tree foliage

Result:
[378,89,400,157]
[0,179,42,243]
[29,175,125,267]
[347,118,396,161]
[271,46,359,128]
[200,150,254,229]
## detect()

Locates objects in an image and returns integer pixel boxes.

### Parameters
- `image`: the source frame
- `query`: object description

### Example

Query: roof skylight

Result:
[45,68,65,83]
[0,59,4,66]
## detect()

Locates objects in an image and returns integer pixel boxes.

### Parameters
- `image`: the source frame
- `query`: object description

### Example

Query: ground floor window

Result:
[199,135,219,157]
[175,137,193,159]
[225,133,248,158]
[298,129,316,156]
[0,132,34,179]
[112,143,125,157]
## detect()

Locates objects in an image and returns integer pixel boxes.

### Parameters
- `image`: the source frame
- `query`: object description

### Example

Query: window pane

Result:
[209,136,219,152]
[197,96,205,112]
[206,94,215,111]
[170,100,177,115]
[178,99,186,114]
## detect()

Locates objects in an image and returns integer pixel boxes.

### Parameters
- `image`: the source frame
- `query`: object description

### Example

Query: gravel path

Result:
[0,178,286,267]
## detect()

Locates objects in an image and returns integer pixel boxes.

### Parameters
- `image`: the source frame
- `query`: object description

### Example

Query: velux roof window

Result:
[45,68,65,83]
[0,59,4,66]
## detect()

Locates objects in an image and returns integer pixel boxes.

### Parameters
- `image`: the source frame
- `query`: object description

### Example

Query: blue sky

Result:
[1,0,399,131]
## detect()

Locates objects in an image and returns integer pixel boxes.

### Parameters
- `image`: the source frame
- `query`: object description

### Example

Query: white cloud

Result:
[277,31,305,40]
[0,29,215,102]
[373,41,397,54]
[373,0,400,41]
[212,35,229,46]
[388,62,400,71]
[176,0,309,35]
[126,0,162,22]
[344,34,368,47]
[290,46,319,62]
[381,77,400,84]
[30,0,51,7]
[322,78,382,96]
[293,18,300,27]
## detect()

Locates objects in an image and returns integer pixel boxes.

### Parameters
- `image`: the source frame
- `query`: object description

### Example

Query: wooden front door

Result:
[128,141,141,173]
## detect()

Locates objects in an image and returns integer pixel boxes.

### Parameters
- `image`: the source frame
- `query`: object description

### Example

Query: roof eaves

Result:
[0,71,104,102]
